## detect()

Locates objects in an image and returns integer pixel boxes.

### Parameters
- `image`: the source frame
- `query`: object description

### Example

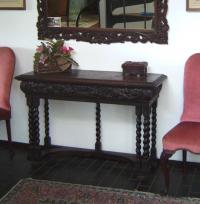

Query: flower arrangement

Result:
[34,40,78,73]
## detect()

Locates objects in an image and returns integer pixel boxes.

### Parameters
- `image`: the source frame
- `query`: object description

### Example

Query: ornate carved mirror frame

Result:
[37,0,169,44]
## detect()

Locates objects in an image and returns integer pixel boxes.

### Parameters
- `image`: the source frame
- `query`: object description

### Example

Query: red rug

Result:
[0,178,199,204]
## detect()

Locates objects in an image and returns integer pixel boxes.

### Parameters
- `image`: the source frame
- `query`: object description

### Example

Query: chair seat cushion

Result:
[163,122,200,153]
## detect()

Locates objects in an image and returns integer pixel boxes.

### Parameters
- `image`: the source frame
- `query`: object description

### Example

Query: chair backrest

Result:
[181,53,200,122]
[105,0,154,28]
[47,0,69,17]
[0,47,15,112]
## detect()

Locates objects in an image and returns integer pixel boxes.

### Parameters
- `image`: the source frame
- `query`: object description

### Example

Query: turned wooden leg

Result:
[160,150,173,194]
[44,99,51,149]
[5,119,14,157]
[136,105,142,166]
[27,96,41,161]
[143,106,151,160]
[95,103,101,151]
[182,150,187,173]
[151,100,157,160]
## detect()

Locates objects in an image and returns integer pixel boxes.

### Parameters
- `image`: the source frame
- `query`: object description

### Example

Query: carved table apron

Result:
[15,69,166,162]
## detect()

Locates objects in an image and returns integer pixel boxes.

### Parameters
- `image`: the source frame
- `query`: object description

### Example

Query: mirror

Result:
[37,0,169,44]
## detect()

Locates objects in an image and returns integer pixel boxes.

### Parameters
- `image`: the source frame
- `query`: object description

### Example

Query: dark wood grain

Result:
[16,69,166,162]
[1,144,200,198]
[16,70,166,88]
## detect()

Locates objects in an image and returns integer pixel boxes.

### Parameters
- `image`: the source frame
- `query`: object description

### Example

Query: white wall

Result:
[0,1,200,162]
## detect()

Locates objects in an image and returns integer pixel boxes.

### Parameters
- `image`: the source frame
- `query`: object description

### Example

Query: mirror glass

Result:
[47,0,155,30]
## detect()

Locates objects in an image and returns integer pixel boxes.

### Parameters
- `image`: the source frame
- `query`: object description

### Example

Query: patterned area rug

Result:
[0,178,199,204]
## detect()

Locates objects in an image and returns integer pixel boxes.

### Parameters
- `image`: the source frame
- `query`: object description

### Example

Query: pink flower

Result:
[60,46,73,54]
[36,45,44,53]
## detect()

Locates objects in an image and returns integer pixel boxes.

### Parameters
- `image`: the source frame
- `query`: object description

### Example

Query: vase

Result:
[56,58,72,72]
[34,59,72,74]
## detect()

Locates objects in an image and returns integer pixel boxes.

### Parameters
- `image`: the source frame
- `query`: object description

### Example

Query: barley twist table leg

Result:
[27,96,41,161]
[143,106,150,160]
[136,105,142,165]
[44,99,51,149]
[95,103,102,151]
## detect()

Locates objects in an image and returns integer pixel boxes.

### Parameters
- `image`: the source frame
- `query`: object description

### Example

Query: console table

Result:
[15,69,166,162]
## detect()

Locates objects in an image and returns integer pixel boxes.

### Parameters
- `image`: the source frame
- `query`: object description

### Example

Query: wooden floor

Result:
[0,144,200,199]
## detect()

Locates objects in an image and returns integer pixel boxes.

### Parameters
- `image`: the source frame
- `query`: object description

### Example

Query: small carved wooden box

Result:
[122,61,148,77]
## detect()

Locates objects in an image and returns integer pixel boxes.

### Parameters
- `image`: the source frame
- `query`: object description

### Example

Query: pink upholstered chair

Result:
[0,47,15,151]
[160,53,200,193]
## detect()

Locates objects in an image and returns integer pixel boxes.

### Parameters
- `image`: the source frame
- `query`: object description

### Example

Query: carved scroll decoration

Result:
[20,81,158,104]
[37,0,169,44]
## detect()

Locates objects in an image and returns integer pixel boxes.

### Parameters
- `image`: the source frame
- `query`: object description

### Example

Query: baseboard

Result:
[2,140,198,166]
[0,140,138,161]
[0,140,28,149]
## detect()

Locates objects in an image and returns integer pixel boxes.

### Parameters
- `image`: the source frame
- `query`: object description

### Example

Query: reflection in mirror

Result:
[47,0,155,30]
[37,0,169,44]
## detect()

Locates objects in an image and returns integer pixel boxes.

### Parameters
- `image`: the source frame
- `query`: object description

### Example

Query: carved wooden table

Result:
[15,69,166,162]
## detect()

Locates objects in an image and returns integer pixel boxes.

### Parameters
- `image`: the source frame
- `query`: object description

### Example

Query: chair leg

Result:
[182,150,187,173]
[160,150,173,194]
[5,119,14,157]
